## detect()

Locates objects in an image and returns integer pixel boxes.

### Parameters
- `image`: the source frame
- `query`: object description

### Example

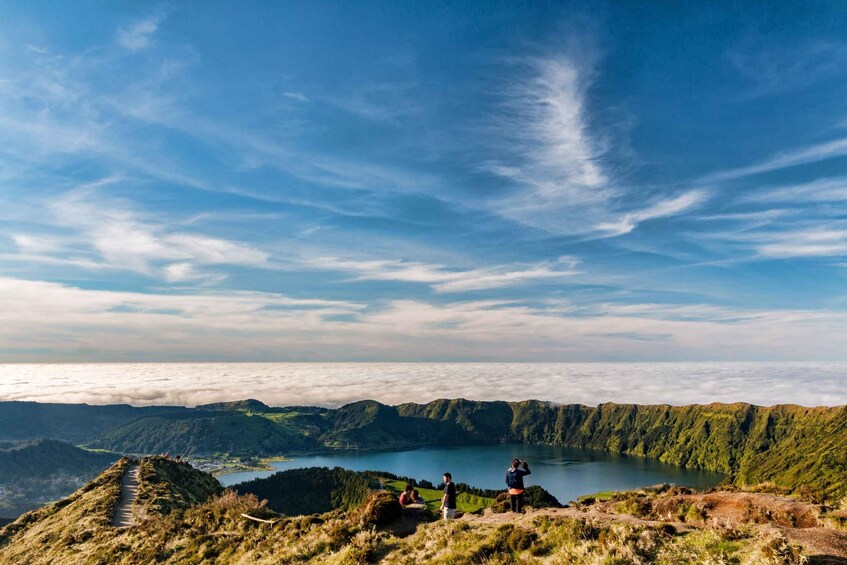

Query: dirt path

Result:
[111,463,140,528]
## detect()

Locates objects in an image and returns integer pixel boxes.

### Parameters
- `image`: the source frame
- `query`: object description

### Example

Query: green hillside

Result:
[136,456,224,516]
[320,400,465,449]
[0,440,118,519]
[5,399,847,500]
[399,399,847,500]
[0,402,190,443]
[87,411,317,456]
[233,467,377,515]
[0,457,832,563]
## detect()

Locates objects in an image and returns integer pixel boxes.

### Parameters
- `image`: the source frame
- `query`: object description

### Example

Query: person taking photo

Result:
[506,458,531,513]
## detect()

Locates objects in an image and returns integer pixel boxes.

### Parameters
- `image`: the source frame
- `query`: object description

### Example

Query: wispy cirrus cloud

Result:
[116,15,164,51]
[484,53,703,238]
[695,220,847,259]
[729,38,847,97]
[702,137,847,183]
[281,91,309,102]
[754,228,847,258]
[0,22,434,209]
[307,256,581,293]
[485,54,613,234]
[744,176,847,203]
[499,56,607,190]
[596,190,709,237]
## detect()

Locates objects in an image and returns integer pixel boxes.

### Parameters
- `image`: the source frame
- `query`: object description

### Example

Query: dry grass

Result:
[0,461,831,564]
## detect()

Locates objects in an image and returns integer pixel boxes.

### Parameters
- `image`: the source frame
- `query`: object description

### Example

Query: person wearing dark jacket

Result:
[441,472,457,519]
[505,458,531,513]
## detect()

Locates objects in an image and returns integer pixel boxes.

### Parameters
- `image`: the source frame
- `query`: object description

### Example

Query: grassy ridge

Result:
[136,457,223,516]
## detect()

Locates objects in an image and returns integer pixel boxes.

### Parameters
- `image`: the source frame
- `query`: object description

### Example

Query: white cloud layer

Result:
[1,361,845,408]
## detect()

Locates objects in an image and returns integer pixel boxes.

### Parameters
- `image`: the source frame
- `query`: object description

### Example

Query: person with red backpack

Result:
[505,458,531,513]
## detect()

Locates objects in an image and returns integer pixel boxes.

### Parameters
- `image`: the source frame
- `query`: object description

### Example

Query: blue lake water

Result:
[218,444,724,504]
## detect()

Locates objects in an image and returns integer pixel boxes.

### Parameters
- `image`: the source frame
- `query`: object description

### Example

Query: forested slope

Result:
[399,400,847,498]
[4,398,846,499]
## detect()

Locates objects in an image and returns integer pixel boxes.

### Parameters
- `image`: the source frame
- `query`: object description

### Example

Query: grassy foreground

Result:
[3,457,842,563]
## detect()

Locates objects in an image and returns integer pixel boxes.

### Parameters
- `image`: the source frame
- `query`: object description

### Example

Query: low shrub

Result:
[359,492,402,528]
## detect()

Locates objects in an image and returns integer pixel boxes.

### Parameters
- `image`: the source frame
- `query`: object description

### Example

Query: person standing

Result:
[440,472,457,519]
[506,458,531,513]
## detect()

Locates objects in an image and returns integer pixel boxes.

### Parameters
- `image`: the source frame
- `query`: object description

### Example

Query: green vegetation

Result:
[381,478,493,514]
[5,398,847,500]
[523,485,564,509]
[578,490,618,503]
[232,466,501,517]
[400,399,847,500]
[233,467,377,516]
[136,456,222,517]
[0,440,118,519]
[87,411,316,456]
[0,401,190,443]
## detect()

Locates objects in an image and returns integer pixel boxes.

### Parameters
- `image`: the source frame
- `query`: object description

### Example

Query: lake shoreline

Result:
[217,444,726,505]
[212,441,731,483]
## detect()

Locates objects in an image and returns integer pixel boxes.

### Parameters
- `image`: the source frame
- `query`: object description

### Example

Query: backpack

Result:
[506,469,520,488]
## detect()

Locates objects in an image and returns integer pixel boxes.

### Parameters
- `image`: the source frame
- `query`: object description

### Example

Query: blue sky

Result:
[1,1,846,361]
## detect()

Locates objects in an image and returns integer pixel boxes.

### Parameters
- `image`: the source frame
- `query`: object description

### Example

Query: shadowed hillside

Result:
[0,440,119,519]
[0,402,190,443]
[233,467,377,515]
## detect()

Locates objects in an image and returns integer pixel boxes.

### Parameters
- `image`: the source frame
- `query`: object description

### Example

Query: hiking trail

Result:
[111,463,139,528]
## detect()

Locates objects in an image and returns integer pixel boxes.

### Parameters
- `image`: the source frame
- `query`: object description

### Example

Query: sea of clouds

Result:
[0,362,845,408]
